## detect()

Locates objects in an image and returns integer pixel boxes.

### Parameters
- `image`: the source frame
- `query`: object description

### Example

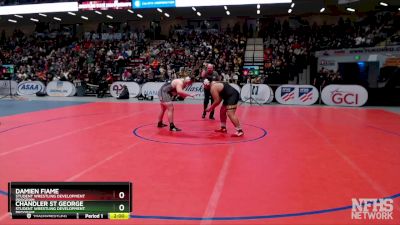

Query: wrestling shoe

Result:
[232,130,244,137]
[170,123,182,131]
[157,122,168,128]
[215,127,227,133]
[170,126,182,132]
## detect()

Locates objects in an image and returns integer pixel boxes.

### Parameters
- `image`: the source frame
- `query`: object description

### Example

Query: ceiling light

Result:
[257,9,260,14]
[95,11,102,15]
[257,4,260,9]
[157,8,162,12]
[192,7,196,11]
[197,12,201,16]
[14,14,23,18]
[39,13,47,17]
[128,9,134,13]
[53,17,61,21]
[291,3,295,8]
[137,14,143,18]
[30,18,39,22]
[346,7,355,12]
[288,8,292,13]
[379,2,388,6]
[68,12,76,16]
[320,8,325,13]
[8,19,17,23]
[164,13,170,17]
[226,10,230,15]
[106,15,113,19]
[81,16,88,20]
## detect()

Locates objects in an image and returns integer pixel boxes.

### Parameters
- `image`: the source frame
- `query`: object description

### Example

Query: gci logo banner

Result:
[321,85,368,107]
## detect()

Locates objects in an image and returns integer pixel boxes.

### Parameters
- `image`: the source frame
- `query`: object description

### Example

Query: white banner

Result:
[110,82,141,98]
[240,84,272,104]
[140,82,241,100]
[275,85,319,105]
[46,81,76,97]
[184,82,204,100]
[321,85,368,107]
[141,82,166,99]
[229,83,241,94]
[0,80,18,95]
[17,81,46,95]
[267,86,274,103]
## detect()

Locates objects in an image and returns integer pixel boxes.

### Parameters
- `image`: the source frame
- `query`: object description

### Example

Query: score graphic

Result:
[8,182,132,220]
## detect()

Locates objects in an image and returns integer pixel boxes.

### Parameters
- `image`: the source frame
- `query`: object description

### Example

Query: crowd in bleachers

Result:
[0,29,148,84]
[0,26,246,85]
[261,11,399,84]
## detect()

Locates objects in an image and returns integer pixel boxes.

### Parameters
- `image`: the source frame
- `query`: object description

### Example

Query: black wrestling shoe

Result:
[209,116,215,120]
[202,112,206,119]
[170,123,182,131]
[170,126,182,132]
[157,122,168,128]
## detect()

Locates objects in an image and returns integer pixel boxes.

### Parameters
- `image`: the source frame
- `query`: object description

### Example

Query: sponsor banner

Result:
[140,82,240,100]
[46,81,76,97]
[17,81,46,95]
[0,80,18,95]
[240,84,272,104]
[321,85,368,107]
[132,0,290,9]
[141,82,165,98]
[275,85,319,105]
[184,82,204,100]
[110,82,141,98]
[267,87,274,103]
[0,2,78,16]
[316,46,400,57]
[79,0,131,10]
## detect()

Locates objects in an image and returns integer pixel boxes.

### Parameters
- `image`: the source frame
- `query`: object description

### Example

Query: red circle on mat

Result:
[133,120,267,145]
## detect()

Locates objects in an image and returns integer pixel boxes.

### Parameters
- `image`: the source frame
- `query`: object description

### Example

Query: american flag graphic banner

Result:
[299,88,313,102]
[281,87,295,102]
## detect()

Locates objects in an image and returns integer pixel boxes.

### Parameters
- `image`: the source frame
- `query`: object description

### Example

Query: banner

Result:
[46,81,76,97]
[321,85,368,107]
[141,82,166,98]
[275,85,319,105]
[315,46,400,57]
[0,2,78,15]
[140,82,241,100]
[267,86,274,103]
[132,0,291,9]
[79,0,131,10]
[184,82,204,100]
[229,83,241,94]
[110,82,141,98]
[17,81,46,96]
[0,80,18,95]
[240,84,272,104]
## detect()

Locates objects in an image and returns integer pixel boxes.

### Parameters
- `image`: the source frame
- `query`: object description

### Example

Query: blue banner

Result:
[132,0,176,8]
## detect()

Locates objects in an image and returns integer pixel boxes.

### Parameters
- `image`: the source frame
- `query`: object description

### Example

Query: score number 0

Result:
[118,191,125,211]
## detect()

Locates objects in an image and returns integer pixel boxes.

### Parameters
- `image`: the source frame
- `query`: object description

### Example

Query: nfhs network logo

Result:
[351,198,393,220]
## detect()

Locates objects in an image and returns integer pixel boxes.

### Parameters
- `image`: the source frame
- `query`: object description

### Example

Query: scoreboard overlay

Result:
[8,182,132,220]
